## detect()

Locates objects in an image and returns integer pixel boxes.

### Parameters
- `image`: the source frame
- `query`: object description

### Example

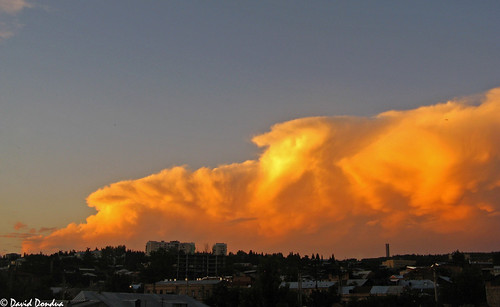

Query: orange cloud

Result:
[14,221,27,230]
[23,88,500,258]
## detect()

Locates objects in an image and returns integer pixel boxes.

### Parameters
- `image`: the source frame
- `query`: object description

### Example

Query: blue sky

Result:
[1,1,499,254]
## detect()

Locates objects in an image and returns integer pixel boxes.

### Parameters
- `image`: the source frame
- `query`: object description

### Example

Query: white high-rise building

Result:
[146,240,195,255]
[179,242,196,254]
[212,243,227,256]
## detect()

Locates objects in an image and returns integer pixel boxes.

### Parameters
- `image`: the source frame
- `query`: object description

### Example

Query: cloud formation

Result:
[0,0,32,15]
[0,27,14,40]
[0,0,33,42]
[13,221,27,230]
[23,88,500,258]
[2,222,56,241]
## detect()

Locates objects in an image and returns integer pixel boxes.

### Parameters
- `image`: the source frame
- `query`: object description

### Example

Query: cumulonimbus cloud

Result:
[23,87,500,258]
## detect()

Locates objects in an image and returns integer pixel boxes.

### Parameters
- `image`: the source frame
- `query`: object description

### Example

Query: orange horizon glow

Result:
[22,87,500,258]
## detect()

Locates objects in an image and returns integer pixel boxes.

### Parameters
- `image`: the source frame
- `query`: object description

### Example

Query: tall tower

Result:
[385,243,390,258]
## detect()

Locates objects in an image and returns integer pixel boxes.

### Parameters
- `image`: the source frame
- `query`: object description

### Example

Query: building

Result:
[212,243,227,256]
[144,279,223,301]
[146,240,195,255]
[280,280,336,296]
[146,240,171,255]
[75,249,102,259]
[485,276,500,307]
[175,253,226,279]
[398,279,435,290]
[180,242,196,254]
[231,275,254,287]
[70,290,209,307]
[370,285,404,296]
[493,266,500,277]
[382,259,417,269]
[4,253,21,260]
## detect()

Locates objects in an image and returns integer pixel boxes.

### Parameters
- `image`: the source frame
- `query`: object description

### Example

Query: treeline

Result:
[0,247,344,301]
[0,247,338,300]
[205,256,340,307]
[0,246,145,299]
[1,247,498,305]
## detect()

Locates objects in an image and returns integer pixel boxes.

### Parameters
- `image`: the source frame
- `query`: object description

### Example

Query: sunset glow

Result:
[22,88,500,257]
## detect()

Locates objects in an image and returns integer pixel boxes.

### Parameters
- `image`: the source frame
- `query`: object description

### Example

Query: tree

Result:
[141,249,177,282]
[451,250,466,267]
[82,248,94,267]
[308,286,339,307]
[204,281,240,307]
[257,257,283,307]
[440,266,486,306]
[492,252,500,266]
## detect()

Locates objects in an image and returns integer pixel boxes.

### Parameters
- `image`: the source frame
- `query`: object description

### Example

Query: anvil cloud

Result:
[23,88,500,258]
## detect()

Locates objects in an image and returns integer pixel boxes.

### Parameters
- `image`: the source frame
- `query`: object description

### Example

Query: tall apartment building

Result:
[212,243,227,256]
[179,242,196,254]
[146,240,195,255]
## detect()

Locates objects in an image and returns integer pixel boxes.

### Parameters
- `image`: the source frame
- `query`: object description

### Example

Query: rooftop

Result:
[71,291,209,307]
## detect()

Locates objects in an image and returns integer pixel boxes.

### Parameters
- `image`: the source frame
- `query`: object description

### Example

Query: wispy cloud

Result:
[0,28,14,40]
[0,0,33,42]
[1,232,35,239]
[3,223,57,242]
[13,221,27,230]
[0,0,32,15]
[228,217,258,225]
[38,227,58,233]
[22,87,500,258]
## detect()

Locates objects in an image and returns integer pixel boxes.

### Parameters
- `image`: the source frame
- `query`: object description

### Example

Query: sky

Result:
[1,1,499,259]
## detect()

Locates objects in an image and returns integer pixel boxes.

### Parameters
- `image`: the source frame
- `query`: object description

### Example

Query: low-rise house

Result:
[115,268,134,276]
[399,279,435,291]
[280,280,336,295]
[346,279,368,287]
[352,270,372,279]
[70,290,209,307]
[382,259,417,269]
[370,285,404,296]
[340,285,370,303]
[340,286,355,296]
[231,275,253,287]
[390,274,404,282]
[485,275,500,307]
[144,279,223,301]
[493,266,500,277]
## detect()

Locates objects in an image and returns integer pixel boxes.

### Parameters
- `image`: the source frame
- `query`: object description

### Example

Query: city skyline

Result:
[1,1,500,259]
